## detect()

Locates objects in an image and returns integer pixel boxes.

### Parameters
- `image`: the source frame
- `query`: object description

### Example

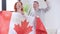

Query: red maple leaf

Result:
[14,19,33,34]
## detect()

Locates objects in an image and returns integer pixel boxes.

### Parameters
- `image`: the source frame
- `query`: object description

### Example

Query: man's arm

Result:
[41,0,50,13]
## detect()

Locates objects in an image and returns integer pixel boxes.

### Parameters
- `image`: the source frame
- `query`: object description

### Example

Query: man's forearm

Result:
[44,0,50,12]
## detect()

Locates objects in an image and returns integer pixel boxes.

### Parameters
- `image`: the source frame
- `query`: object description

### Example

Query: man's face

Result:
[33,2,39,10]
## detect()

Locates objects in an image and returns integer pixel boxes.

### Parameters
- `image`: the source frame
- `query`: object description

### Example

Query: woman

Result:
[8,1,25,34]
[8,1,47,34]
[9,1,33,34]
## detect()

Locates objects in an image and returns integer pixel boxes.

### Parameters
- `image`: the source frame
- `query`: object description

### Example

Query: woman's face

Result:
[16,2,23,10]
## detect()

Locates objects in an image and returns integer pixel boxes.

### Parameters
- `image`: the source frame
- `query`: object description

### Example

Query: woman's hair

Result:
[14,2,23,12]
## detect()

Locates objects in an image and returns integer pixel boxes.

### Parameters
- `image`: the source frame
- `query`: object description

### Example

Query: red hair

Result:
[14,2,23,12]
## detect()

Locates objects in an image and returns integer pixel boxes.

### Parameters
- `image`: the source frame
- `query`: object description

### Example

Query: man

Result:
[28,0,49,23]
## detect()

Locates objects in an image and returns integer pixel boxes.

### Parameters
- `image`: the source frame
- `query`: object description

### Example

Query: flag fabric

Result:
[14,19,33,34]
[0,11,12,34]
[35,17,47,34]
[0,11,47,34]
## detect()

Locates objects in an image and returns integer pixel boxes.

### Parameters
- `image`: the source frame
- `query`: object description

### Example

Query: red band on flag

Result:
[0,11,12,34]
[35,17,47,34]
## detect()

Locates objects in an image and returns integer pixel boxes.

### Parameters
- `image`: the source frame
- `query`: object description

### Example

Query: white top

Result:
[8,12,36,34]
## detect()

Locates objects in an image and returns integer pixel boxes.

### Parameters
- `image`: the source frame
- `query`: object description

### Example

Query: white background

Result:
[45,0,60,29]
[6,0,17,11]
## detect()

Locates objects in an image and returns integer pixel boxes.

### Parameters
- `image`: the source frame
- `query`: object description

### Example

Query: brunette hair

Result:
[14,2,23,12]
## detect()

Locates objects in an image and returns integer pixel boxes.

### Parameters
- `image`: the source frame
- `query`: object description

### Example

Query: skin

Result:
[33,2,39,11]
[16,2,23,14]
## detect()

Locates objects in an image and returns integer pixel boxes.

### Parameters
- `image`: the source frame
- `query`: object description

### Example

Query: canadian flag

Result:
[0,11,47,34]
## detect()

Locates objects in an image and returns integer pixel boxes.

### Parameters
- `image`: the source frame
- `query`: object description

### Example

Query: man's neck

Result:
[34,8,39,11]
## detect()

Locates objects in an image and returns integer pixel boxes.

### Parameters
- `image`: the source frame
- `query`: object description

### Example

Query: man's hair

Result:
[34,1,39,4]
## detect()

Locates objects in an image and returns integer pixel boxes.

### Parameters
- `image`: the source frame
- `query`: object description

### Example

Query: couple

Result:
[9,0,49,34]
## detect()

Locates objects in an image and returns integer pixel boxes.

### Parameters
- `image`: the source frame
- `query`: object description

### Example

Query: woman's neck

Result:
[17,9,21,12]
[17,9,24,15]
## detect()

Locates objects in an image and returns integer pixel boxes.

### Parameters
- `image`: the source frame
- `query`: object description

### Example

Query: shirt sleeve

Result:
[41,2,50,13]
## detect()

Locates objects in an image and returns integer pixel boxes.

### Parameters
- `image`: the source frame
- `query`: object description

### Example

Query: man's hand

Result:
[44,0,46,1]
